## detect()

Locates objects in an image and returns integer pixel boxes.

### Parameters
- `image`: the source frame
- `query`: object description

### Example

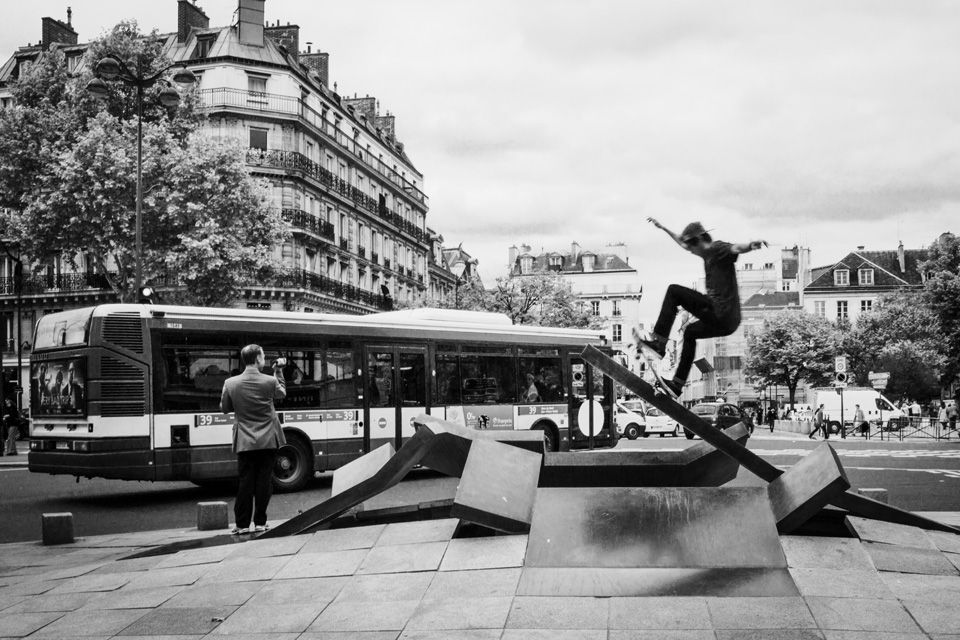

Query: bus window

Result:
[159,348,237,412]
[399,352,427,407]
[518,356,564,403]
[460,354,516,404]
[435,353,460,405]
[367,352,394,408]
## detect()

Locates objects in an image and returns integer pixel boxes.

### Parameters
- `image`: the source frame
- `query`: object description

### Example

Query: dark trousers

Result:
[235,449,276,528]
[653,284,740,383]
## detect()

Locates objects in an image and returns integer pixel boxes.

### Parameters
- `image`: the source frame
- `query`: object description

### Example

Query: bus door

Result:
[364,345,429,452]
[569,356,615,448]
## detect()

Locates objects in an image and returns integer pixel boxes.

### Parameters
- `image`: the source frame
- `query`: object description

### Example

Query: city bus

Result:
[27,304,617,491]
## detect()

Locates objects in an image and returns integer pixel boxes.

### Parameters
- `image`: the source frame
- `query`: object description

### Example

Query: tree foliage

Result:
[841,292,944,401]
[0,21,287,305]
[744,310,839,406]
[920,232,960,387]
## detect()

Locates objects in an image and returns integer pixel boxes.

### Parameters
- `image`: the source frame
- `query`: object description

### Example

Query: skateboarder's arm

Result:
[731,240,768,254]
[646,217,689,250]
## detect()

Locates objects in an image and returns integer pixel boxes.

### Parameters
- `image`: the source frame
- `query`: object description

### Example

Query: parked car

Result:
[684,402,745,439]
[615,399,679,439]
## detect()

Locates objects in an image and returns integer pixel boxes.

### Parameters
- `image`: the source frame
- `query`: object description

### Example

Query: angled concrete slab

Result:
[331,442,395,497]
[413,413,544,477]
[452,439,541,533]
[768,443,849,534]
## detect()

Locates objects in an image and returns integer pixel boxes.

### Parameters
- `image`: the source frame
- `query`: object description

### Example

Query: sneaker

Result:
[638,332,667,360]
[658,378,683,399]
[231,526,251,535]
[253,524,270,532]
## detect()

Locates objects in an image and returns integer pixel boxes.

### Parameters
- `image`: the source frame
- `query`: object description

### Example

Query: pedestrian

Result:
[948,401,958,432]
[220,344,287,535]
[639,218,767,398]
[853,404,868,437]
[910,399,921,419]
[2,397,24,456]
[810,404,826,440]
[938,401,949,438]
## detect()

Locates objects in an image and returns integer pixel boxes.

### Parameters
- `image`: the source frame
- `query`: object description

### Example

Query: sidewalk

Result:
[0,512,958,638]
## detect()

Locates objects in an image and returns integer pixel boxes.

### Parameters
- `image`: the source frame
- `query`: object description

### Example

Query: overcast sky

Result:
[3,1,958,321]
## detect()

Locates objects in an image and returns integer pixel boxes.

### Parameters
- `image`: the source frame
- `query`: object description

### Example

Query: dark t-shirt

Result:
[702,241,740,318]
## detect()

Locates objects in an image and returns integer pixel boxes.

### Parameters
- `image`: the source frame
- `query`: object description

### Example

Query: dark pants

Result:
[654,284,740,383]
[235,449,277,528]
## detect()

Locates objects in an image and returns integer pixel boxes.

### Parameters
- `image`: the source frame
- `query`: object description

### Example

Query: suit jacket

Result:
[220,368,287,453]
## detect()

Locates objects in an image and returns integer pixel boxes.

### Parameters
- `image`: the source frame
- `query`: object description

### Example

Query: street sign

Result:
[868,371,890,382]
[834,380,848,389]
[835,356,847,373]
[871,380,887,390]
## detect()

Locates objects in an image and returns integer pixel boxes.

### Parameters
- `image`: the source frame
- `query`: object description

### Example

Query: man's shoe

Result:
[253,524,270,532]
[231,526,251,535]
[638,332,668,360]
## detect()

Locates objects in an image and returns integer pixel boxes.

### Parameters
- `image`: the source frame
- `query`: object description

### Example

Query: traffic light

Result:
[139,286,155,304]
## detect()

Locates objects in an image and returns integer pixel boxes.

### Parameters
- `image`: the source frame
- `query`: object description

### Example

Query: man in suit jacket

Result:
[221,344,287,534]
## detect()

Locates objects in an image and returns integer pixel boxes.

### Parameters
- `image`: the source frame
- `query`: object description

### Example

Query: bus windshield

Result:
[34,308,94,350]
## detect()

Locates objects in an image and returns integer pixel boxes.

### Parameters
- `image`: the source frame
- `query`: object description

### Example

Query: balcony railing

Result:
[339,238,350,250]
[371,251,379,264]
[384,259,391,269]
[357,246,366,259]
[245,149,425,244]
[250,269,391,310]
[199,87,428,207]
[1,272,115,296]
[281,208,335,241]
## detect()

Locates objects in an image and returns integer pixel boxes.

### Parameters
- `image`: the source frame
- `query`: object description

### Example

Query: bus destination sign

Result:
[195,413,234,427]
[517,404,565,416]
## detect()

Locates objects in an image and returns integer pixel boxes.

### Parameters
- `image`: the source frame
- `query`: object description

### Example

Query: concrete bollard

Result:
[197,501,229,531]
[42,512,75,545]
[856,488,889,504]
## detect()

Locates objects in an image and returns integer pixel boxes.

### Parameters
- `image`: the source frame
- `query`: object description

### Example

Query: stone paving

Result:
[0,513,959,639]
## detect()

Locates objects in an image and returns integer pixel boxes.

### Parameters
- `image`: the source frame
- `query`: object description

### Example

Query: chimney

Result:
[571,241,580,259]
[508,245,518,266]
[41,15,78,49]
[897,241,905,273]
[265,22,299,56]
[178,1,209,43]
[301,52,329,86]
[373,113,395,138]
[343,96,376,120]
[238,0,265,46]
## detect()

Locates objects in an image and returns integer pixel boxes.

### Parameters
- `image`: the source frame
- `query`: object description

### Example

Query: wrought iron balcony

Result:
[339,238,350,251]
[199,87,429,208]
[1,272,115,297]
[281,208,335,241]
[357,246,366,259]
[248,268,391,310]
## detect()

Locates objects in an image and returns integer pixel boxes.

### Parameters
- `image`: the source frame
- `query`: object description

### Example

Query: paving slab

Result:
[900,598,960,635]
[45,571,132,594]
[299,524,386,553]
[245,576,347,606]
[423,568,521,599]
[780,536,875,570]
[209,602,328,635]
[81,585,185,609]
[401,630,500,640]
[375,519,458,547]
[198,555,294,583]
[120,564,208,589]
[3,590,102,613]
[0,612,65,637]
[928,530,960,555]
[29,607,149,637]
[879,571,960,603]
[805,596,921,633]
[273,549,369,579]
[502,632,607,640]
[715,632,826,640]
[862,541,959,576]
[302,633,399,640]
[518,567,798,597]
[405,596,513,631]
[224,535,309,559]
[357,541,447,575]
[788,568,895,599]
[820,632,928,640]
[607,596,711,630]
[334,572,434,603]
[845,516,937,550]
[160,580,264,608]
[118,605,236,636]
[705,597,816,630]
[308,599,420,632]
[608,632,716,640]
[438,535,526,571]
[506,596,610,630]
[154,543,239,569]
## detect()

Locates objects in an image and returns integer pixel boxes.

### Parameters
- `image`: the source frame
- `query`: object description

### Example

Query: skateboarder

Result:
[639,219,767,398]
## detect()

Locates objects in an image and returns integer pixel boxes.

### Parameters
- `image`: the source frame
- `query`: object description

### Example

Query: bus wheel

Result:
[273,436,311,493]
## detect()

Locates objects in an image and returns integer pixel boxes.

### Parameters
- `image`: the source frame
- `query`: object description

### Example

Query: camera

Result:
[272,357,288,369]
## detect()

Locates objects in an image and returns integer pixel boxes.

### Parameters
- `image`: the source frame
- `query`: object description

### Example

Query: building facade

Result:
[0,0,459,404]
[508,241,643,367]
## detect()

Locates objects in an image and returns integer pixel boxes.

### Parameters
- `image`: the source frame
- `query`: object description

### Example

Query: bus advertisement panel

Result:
[30,358,86,417]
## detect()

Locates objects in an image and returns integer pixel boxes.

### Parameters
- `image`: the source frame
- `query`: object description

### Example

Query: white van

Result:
[811,387,904,433]
[615,399,680,439]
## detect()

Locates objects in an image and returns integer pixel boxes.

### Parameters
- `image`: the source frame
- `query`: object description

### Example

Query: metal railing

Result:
[840,416,955,441]
[247,268,392,310]
[245,149,425,244]
[0,272,115,296]
[198,87,429,207]
[281,208,335,241]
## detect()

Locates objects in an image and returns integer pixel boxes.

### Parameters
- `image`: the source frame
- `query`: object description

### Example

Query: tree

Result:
[744,310,839,407]
[489,273,598,328]
[0,22,287,306]
[842,292,945,402]
[920,232,960,387]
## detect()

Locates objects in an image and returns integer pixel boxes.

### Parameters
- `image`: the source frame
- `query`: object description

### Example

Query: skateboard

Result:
[638,344,679,400]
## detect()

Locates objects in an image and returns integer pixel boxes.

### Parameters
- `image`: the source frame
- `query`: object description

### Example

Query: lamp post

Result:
[451,261,467,309]
[86,56,196,299]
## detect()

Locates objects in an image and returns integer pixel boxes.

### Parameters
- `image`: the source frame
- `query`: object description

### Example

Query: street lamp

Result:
[451,261,467,309]
[86,56,196,299]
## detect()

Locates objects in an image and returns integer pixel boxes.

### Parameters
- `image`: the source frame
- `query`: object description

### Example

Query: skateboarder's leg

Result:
[674,316,738,385]
[644,285,715,357]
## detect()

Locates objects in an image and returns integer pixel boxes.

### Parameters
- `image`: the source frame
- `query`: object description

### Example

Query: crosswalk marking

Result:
[757,448,960,459]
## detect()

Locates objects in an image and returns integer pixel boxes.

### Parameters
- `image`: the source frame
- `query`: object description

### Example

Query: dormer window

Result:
[834,269,850,286]
[583,254,595,272]
[194,35,215,59]
[548,255,562,270]
[520,256,533,274]
[858,268,874,285]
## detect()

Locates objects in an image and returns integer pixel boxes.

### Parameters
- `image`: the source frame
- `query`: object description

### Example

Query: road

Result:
[1,432,958,544]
